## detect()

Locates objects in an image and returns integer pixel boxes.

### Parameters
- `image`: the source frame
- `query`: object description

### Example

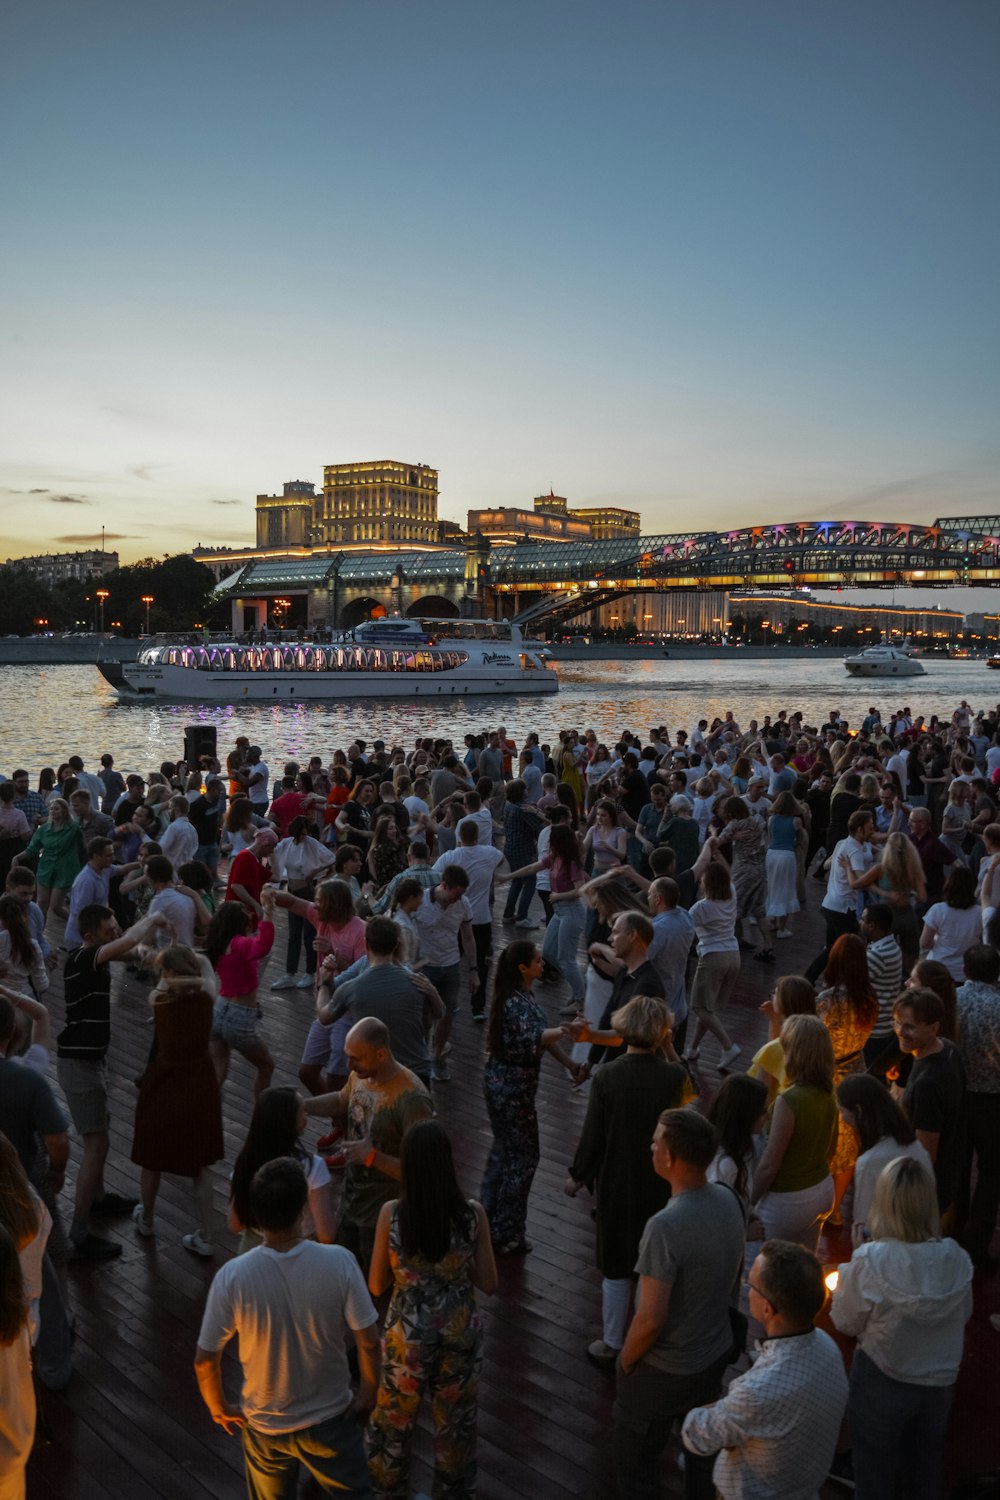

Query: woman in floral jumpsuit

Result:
[367,1121,497,1500]
[480,939,579,1254]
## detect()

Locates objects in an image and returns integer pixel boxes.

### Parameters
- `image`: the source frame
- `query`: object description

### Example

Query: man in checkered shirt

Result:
[682,1239,847,1499]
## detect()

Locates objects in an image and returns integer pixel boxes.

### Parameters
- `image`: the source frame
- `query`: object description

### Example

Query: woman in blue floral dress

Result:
[481,939,579,1254]
[367,1121,497,1500]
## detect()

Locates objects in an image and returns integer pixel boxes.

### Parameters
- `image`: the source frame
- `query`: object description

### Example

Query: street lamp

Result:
[141,594,154,635]
[96,589,109,634]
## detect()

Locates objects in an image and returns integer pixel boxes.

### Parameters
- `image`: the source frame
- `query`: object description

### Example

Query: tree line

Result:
[0,554,220,636]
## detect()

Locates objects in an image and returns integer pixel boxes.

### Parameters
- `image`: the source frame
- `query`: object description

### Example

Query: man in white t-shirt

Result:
[159,795,199,868]
[806,808,874,982]
[435,821,504,1012]
[412,868,476,1080]
[195,1157,379,1497]
[145,856,198,948]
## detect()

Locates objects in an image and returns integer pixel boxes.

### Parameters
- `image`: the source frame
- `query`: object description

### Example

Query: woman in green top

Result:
[23,797,85,922]
[751,1014,836,1252]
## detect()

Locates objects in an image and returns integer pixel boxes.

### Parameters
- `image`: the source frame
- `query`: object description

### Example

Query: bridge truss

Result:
[498,517,1000,629]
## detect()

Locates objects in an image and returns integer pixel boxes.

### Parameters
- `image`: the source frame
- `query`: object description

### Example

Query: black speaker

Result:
[183,724,218,767]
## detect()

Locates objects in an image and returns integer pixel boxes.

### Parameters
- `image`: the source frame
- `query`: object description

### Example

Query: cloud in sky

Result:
[129,464,167,482]
[47,494,89,505]
[210,498,244,506]
[54,533,142,544]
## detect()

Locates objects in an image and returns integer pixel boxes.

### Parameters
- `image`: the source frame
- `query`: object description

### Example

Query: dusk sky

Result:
[2,0,998,600]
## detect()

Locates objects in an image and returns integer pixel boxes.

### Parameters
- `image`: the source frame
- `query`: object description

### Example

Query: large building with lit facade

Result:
[319,461,439,546]
[728,592,968,644]
[255,481,316,549]
[467,492,641,545]
[253,463,440,552]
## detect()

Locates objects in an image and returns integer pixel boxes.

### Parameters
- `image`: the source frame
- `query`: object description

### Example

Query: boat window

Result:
[313,648,326,670]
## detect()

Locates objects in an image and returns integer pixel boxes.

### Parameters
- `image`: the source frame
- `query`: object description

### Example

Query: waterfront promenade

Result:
[25,894,1000,1499]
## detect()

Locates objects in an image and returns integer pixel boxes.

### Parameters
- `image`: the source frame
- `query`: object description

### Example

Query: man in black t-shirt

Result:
[187,775,227,875]
[895,989,966,1220]
[57,903,165,1262]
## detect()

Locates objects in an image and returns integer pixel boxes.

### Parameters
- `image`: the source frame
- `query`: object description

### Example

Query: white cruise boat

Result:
[843,639,925,678]
[97,617,558,700]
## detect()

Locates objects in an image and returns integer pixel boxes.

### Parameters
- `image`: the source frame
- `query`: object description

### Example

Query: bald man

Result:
[303,1018,432,1270]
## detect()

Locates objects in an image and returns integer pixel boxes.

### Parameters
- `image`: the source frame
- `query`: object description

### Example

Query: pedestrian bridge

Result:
[211,513,1000,631]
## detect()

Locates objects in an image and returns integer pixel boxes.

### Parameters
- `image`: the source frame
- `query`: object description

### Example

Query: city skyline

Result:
[2,1,997,596]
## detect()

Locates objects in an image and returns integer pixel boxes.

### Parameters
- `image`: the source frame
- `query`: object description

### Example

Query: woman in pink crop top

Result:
[205,886,277,1097]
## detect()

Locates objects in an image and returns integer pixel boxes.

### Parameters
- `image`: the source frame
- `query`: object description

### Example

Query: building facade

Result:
[319,461,439,546]
[467,491,641,544]
[2,549,119,584]
[255,481,316,549]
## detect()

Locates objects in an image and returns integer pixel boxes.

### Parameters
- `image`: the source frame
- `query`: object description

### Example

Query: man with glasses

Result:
[682,1240,847,1498]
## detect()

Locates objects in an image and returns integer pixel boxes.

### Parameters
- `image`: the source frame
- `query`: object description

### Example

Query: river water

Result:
[0,656,993,774]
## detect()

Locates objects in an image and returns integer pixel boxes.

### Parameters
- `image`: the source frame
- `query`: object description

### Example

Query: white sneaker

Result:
[514,918,536,929]
[295,974,315,989]
[182,1231,214,1258]
[132,1203,154,1238]
[718,1042,742,1070]
[776,928,793,940]
[270,974,297,990]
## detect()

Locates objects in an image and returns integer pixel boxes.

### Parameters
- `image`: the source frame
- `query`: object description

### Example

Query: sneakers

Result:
[431,1059,451,1083]
[514,918,536,930]
[776,928,793,940]
[295,974,315,989]
[586,1339,620,1369]
[182,1231,214,1258]
[270,973,297,990]
[92,1192,138,1217]
[718,1042,742,1071]
[71,1233,122,1262]
[132,1204,155,1238]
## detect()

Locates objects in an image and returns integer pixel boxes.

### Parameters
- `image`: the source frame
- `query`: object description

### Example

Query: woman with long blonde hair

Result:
[751,1014,836,1251]
[22,797,85,921]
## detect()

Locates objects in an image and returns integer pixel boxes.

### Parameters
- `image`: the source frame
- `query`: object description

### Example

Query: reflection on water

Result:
[0,657,991,773]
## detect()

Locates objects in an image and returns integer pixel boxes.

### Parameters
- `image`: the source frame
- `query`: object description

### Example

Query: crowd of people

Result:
[0,698,997,1499]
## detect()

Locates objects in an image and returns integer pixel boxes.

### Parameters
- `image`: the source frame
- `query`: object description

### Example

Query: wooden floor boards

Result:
[25,884,1000,1498]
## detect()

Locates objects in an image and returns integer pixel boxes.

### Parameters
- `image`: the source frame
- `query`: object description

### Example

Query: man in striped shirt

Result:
[859,903,903,1082]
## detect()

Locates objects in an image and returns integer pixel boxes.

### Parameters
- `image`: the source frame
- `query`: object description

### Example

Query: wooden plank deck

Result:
[25,884,1000,1499]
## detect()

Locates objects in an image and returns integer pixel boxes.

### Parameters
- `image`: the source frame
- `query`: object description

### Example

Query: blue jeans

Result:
[503,872,536,922]
[848,1348,952,1500]
[242,1410,373,1499]
[286,906,317,975]
[542,898,585,1003]
[423,961,461,1015]
[195,841,220,876]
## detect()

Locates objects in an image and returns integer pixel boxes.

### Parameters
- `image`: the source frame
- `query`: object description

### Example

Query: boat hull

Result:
[843,661,925,678]
[98,661,559,700]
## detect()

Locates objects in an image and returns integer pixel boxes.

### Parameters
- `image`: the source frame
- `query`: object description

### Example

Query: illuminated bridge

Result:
[209,514,1000,633]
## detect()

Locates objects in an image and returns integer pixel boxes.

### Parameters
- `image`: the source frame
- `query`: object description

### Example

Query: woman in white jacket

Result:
[830,1155,973,1500]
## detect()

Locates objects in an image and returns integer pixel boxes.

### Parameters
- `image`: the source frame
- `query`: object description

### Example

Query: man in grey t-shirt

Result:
[614,1109,745,1500]
[320,917,441,1089]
